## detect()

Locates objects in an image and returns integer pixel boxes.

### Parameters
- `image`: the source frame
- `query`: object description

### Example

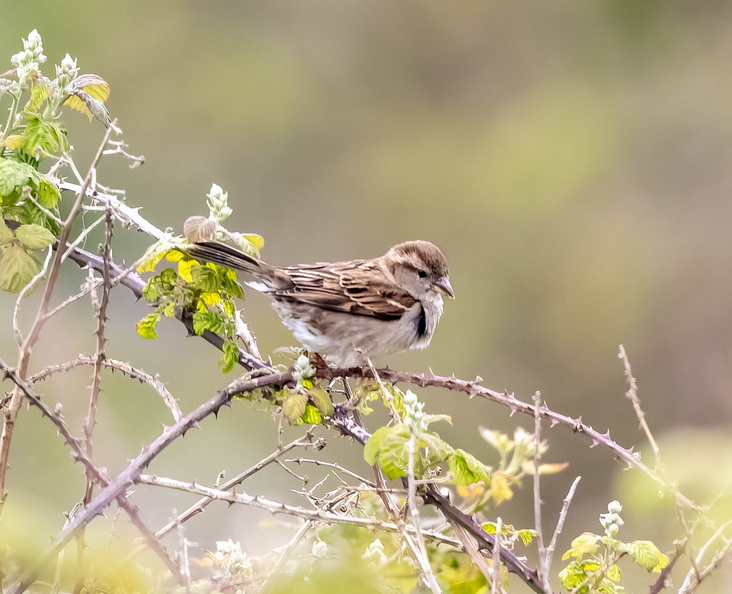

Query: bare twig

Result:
[406,431,442,593]
[29,355,182,422]
[0,358,183,585]
[74,208,114,593]
[0,122,116,511]
[531,392,549,591]
[5,369,291,594]
[136,474,460,548]
[679,520,732,593]
[491,517,504,594]
[618,345,661,467]
[544,476,581,576]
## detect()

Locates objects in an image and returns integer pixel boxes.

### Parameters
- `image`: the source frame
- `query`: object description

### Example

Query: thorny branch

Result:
[3,152,723,594]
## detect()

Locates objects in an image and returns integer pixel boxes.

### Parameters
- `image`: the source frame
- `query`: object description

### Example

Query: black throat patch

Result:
[416,304,427,338]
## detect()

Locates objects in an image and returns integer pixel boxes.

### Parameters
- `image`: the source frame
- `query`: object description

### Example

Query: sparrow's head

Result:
[385,240,454,300]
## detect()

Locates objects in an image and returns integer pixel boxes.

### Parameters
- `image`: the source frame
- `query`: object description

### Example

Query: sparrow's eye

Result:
[416,269,427,279]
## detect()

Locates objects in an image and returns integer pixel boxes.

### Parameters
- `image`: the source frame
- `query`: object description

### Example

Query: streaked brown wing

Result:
[272,260,415,321]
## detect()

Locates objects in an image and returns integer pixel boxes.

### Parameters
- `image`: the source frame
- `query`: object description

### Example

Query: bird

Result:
[185,240,454,367]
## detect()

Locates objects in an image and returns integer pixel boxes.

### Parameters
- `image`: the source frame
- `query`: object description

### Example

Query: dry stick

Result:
[531,392,549,591]
[649,540,686,594]
[0,359,183,584]
[618,345,662,469]
[491,517,504,594]
[0,123,116,510]
[286,458,376,487]
[406,431,442,594]
[5,369,292,594]
[154,434,315,542]
[74,207,115,594]
[544,476,581,577]
[30,355,182,422]
[678,520,732,593]
[136,474,461,549]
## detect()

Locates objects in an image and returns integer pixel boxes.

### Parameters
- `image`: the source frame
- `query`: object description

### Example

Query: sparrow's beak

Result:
[434,277,455,299]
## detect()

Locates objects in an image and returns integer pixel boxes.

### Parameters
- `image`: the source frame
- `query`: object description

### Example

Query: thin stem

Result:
[0,122,115,512]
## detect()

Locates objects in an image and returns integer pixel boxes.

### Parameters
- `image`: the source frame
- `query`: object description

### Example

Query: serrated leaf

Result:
[15,224,54,249]
[23,117,65,156]
[37,177,61,209]
[448,448,492,486]
[308,386,334,418]
[142,280,161,302]
[191,264,219,292]
[159,267,178,286]
[219,339,240,373]
[562,532,600,560]
[626,540,669,573]
[0,243,40,293]
[28,82,49,112]
[4,135,24,150]
[137,239,177,273]
[300,403,322,424]
[192,310,227,335]
[418,431,455,463]
[607,563,622,582]
[518,529,537,546]
[282,391,308,425]
[199,291,222,306]
[136,313,161,339]
[363,425,411,479]
[0,159,38,203]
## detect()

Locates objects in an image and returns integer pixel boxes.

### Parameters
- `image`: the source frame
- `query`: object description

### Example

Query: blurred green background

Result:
[2,1,732,590]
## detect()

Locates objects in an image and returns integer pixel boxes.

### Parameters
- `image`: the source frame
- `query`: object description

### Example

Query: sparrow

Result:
[185,240,454,367]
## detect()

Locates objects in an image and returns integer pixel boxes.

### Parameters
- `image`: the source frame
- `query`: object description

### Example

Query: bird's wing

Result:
[273,260,416,320]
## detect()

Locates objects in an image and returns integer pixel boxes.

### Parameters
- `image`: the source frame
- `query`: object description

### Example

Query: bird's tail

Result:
[186,241,273,277]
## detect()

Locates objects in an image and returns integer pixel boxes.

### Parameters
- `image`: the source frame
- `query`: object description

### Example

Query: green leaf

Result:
[28,82,49,112]
[219,339,240,373]
[137,239,177,273]
[0,159,38,204]
[136,312,161,339]
[190,264,219,292]
[607,563,622,582]
[448,448,492,486]
[517,529,537,546]
[192,310,229,335]
[15,224,54,249]
[422,413,452,427]
[0,243,40,293]
[219,268,244,299]
[562,532,600,560]
[363,425,411,479]
[159,267,178,286]
[0,220,14,244]
[418,431,455,463]
[300,403,322,424]
[281,391,308,425]
[37,178,61,209]
[626,540,669,573]
[23,117,65,157]
[308,386,334,418]
[142,280,162,302]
